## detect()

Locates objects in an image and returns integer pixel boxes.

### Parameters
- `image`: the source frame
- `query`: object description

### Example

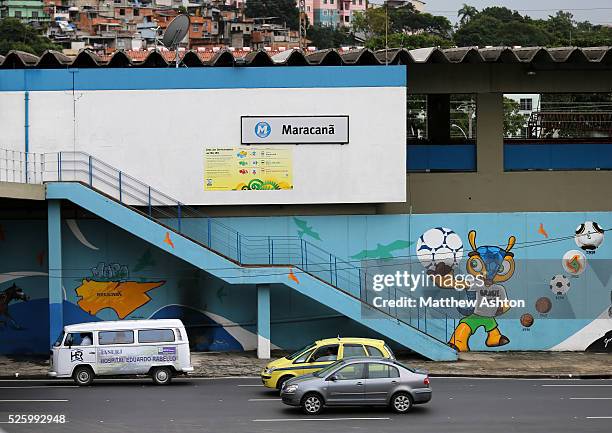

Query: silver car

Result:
[280,357,431,415]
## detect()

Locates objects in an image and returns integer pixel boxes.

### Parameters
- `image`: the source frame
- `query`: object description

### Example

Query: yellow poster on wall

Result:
[204,147,293,191]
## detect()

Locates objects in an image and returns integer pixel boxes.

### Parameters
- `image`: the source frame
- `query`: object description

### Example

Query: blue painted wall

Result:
[1,211,610,354]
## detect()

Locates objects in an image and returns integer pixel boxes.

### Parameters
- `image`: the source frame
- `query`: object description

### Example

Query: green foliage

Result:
[244,0,299,30]
[366,33,453,51]
[307,25,354,50]
[454,9,550,46]
[0,18,60,56]
[503,97,528,138]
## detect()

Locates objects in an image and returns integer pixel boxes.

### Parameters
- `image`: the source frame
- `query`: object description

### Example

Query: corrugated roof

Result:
[1,46,612,69]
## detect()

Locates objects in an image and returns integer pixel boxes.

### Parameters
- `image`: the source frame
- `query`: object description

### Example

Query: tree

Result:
[352,5,453,50]
[307,25,354,50]
[0,18,60,56]
[457,4,478,26]
[454,8,551,46]
[244,0,300,30]
[503,98,528,138]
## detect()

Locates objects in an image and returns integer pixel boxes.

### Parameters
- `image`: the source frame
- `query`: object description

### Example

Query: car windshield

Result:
[287,343,316,360]
[313,359,344,377]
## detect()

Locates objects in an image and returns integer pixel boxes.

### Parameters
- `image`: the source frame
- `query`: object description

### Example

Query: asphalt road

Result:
[0,377,610,433]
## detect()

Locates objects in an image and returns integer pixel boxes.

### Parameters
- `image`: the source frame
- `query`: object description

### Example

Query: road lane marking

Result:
[253,417,391,422]
[542,384,612,387]
[570,397,612,400]
[0,386,78,389]
[248,398,281,402]
[586,417,612,419]
[0,399,68,402]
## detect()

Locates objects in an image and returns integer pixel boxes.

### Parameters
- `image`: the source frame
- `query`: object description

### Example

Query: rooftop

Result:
[2,46,612,69]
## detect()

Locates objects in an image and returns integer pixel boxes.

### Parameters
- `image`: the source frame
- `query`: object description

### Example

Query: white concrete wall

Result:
[2,86,406,205]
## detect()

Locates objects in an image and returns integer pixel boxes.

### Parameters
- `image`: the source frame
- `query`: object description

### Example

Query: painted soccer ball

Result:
[562,249,586,276]
[549,274,570,295]
[575,221,605,251]
[416,227,464,271]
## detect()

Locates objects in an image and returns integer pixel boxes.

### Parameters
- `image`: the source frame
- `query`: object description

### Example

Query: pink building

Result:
[303,0,367,28]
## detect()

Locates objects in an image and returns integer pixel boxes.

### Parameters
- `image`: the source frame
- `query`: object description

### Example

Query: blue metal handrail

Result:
[34,150,454,345]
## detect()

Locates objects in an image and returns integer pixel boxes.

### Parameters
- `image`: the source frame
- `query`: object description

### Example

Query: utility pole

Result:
[385,1,388,65]
[299,0,307,50]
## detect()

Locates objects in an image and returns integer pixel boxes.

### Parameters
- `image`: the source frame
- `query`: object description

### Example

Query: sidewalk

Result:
[0,351,610,379]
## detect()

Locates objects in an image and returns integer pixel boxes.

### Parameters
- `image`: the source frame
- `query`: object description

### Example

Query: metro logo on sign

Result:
[242,116,349,144]
[254,121,271,138]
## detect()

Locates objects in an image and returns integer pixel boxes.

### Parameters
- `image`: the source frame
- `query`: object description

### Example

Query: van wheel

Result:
[390,392,413,414]
[151,367,173,385]
[73,366,94,386]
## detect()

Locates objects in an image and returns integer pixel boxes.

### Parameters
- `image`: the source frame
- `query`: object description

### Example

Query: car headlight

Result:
[284,384,299,393]
[263,367,274,375]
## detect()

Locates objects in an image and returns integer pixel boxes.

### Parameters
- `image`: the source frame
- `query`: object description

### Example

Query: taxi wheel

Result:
[73,366,94,386]
[276,375,292,391]
[151,367,173,385]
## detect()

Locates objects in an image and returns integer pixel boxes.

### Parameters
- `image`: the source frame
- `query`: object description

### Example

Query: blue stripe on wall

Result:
[504,142,612,171]
[0,66,406,92]
[407,144,476,172]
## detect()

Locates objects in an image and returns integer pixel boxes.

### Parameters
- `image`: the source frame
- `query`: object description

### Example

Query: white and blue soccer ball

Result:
[416,227,464,271]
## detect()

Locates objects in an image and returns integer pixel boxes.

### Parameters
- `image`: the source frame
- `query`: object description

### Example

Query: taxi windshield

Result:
[287,343,316,360]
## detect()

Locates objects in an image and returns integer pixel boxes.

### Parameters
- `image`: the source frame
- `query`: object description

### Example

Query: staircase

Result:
[11,150,457,361]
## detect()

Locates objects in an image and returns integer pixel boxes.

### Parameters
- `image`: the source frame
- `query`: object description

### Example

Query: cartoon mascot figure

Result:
[443,230,516,352]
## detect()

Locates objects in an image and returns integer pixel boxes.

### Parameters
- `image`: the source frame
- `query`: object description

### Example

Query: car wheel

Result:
[390,392,413,414]
[73,366,94,386]
[276,375,292,391]
[151,367,173,385]
[301,392,324,415]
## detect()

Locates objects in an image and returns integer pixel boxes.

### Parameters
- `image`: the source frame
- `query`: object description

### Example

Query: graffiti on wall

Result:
[0,283,30,329]
[75,262,164,319]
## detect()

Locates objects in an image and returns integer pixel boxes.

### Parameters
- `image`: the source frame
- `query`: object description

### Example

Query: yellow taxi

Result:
[261,337,395,389]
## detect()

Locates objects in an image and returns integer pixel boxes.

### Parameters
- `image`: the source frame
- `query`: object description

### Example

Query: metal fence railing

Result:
[0,149,44,184]
[1,148,455,346]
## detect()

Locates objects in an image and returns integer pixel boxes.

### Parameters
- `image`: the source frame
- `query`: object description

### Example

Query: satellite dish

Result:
[161,14,190,67]
[162,14,190,48]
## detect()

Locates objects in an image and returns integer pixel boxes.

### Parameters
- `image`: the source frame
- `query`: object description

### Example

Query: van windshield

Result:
[287,343,316,360]
[53,331,65,347]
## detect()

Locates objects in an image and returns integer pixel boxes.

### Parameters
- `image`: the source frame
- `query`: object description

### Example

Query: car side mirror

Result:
[327,375,337,382]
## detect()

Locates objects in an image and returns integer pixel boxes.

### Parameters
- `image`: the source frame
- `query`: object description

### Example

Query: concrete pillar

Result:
[476,93,504,174]
[48,200,63,348]
[257,284,270,359]
[427,94,451,143]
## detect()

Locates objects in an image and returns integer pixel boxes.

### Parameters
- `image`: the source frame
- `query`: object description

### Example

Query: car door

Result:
[325,362,366,405]
[364,362,401,403]
[303,344,339,375]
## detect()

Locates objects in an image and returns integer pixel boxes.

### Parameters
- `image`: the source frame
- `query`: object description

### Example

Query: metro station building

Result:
[1,46,611,360]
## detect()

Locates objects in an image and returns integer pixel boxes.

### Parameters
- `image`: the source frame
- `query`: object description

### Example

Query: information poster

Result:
[204,147,293,191]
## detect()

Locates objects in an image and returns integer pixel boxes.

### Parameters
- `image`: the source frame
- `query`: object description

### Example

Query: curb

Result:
[1,373,611,380]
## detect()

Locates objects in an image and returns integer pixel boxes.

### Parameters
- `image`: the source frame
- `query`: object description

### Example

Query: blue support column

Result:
[48,200,63,348]
[257,284,270,359]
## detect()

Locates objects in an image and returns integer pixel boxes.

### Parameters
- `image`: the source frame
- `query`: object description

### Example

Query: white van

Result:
[48,319,194,386]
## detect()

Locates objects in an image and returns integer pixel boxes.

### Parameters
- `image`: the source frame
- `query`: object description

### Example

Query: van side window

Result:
[65,332,93,346]
[99,330,134,345]
[138,329,175,343]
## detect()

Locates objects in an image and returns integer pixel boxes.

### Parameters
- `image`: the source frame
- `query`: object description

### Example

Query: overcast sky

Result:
[371,1,612,25]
